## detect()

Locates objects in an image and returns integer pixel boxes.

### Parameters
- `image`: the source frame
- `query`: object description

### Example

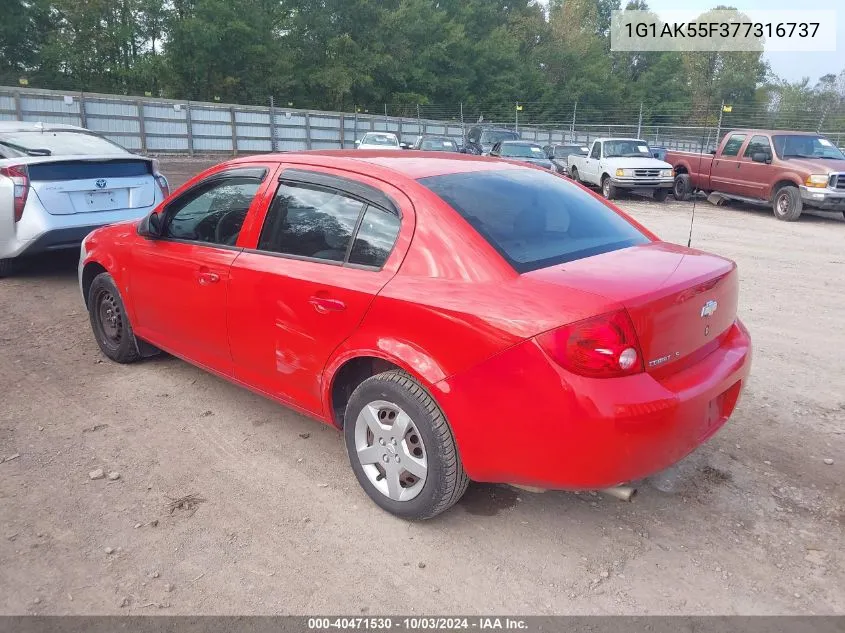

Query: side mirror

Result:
[138,212,162,238]
[354,140,361,147]
[751,152,771,164]
[399,142,411,150]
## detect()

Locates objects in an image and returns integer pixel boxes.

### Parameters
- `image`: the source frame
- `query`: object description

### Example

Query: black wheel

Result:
[0,258,18,278]
[569,166,581,184]
[653,188,669,202]
[673,174,692,201]
[773,185,802,221]
[344,370,469,520]
[601,175,618,200]
[88,272,141,363]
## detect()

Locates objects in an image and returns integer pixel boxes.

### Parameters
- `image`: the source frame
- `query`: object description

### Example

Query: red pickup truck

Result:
[665,130,845,221]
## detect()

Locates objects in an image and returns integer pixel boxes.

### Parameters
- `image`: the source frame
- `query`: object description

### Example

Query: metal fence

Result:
[2,85,843,156]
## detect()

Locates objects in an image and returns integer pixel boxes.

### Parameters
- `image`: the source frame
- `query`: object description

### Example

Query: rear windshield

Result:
[500,143,546,158]
[480,130,519,145]
[419,169,649,273]
[0,131,129,157]
[420,138,458,151]
[554,145,588,158]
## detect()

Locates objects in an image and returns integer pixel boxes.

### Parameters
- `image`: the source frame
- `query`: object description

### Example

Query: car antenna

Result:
[687,61,717,248]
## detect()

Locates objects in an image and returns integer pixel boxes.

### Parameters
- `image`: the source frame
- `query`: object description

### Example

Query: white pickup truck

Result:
[567,138,674,201]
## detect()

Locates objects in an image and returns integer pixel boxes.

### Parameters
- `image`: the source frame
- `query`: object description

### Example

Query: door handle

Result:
[309,296,346,313]
[198,271,220,285]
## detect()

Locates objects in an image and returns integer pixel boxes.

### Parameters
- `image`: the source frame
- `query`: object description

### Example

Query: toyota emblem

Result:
[95,179,107,189]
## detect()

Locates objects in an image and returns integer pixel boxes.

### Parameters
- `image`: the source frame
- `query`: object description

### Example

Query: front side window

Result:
[420,168,649,273]
[259,183,363,262]
[722,134,747,157]
[743,135,772,159]
[165,177,260,245]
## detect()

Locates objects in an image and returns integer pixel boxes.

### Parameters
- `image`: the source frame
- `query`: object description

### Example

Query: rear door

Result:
[583,142,602,183]
[28,158,157,215]
[130,166,273,374]
[710,133,747,194]
[227,167,412,416]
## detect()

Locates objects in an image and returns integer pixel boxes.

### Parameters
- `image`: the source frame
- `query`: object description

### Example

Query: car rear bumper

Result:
[611,177,674,189]
[800,186,845,210]
[436,320,752,489]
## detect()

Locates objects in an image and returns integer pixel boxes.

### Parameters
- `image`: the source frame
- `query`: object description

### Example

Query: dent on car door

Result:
[227,167,412,417]
[129,166,273,374]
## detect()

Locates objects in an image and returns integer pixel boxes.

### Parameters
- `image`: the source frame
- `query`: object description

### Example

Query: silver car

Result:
[0,122,169,276]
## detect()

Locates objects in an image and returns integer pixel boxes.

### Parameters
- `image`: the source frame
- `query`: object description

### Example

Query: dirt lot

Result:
[1,158,843,615]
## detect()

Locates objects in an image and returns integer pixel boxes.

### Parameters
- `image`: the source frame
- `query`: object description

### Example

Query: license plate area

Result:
[701,380,742,440]
[85,190,119,211]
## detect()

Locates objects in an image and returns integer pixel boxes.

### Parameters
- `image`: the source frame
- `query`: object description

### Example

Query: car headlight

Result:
[805,174,829,188]
[615,168,627,177]
[660,169,673,178]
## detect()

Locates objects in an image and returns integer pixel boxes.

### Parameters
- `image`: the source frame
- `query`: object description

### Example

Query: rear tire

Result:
[344,370,469,520]
[673,174,692,201]
[601,175,618,200]
[653,188,669,202]
[569,166,581,184]
[88,272,141,363]
[772,185,802,222]
[0,258,18,278]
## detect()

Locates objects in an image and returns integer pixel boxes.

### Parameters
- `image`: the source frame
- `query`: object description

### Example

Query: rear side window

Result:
[349,206,401,267]
[722,134,747,156]
[743,135,772,159]
[259,183,364,262]
[419,169,649,273]
[590,143,601,159]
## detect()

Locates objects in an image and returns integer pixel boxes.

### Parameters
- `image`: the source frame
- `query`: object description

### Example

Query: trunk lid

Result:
[526,242,738,376]
[23,156,156,215]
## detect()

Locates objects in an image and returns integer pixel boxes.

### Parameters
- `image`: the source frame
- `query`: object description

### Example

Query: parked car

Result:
[544,143,589,175]
[355,132,401,150]
[666,130,845,221]
[412,135,460,152]
[490,140,554,169]
[463,125,519,155]
[567,138,674,201]
[79,151,751,519]
[0,121,169,277]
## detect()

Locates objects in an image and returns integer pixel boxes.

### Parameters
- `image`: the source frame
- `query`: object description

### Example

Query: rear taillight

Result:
[1,164,29,222]
[537,309,644,379]
[151,158,169,198]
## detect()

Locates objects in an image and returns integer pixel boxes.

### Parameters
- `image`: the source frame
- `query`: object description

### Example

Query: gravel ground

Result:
[0,157,843,615]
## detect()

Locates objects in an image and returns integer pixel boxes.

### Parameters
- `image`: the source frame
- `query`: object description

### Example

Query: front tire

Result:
[88,272,141,363]
[601,175,618,200]
[344,370,469,520]
[773,185,802,221]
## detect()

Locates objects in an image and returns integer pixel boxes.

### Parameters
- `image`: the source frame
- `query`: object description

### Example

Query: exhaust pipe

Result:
[600,485,637,502]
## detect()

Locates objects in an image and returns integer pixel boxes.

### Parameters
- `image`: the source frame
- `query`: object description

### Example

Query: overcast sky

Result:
[641,0,844,84]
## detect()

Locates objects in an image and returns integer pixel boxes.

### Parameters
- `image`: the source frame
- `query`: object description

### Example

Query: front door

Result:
[130,170,267,374]
[738,134,774,199]
[228,168,408,416]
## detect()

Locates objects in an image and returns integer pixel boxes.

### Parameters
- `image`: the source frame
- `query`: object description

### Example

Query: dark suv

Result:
[464,126,520,155]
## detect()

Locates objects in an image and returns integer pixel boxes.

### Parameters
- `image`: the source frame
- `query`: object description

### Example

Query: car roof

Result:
[593,138,648,143]
[230,150,524,179]
[0,121,89,133]
[500,140,540,146]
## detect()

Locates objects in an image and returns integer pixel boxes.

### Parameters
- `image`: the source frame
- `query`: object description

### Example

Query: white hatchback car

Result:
[355,132,401,150]
[0,122,169,276]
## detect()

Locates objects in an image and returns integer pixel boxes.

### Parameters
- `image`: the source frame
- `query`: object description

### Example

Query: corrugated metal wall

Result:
[0,86,505,155]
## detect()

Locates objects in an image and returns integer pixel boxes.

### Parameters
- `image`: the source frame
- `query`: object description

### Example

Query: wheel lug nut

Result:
[395,456,400,463]
[382,454,389,463]
[379,438,385,446]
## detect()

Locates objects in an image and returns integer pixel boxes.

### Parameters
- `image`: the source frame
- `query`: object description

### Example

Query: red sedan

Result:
[79,151,752,519]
